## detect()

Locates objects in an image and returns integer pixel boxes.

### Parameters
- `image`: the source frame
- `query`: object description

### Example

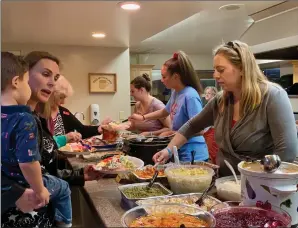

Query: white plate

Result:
[94,155,144,174]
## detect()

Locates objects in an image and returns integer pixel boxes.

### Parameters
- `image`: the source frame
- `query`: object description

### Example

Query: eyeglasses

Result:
[225,41,241,60]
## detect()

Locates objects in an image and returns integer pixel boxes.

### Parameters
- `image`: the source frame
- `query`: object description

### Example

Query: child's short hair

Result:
[1,52,28,91]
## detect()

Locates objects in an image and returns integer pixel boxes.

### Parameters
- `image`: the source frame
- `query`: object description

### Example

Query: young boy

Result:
[1,52,72,227]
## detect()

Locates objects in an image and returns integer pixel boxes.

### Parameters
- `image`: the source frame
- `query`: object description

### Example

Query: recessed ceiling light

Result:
[92,33,106,38]
[219,4,243,11]
[119,1,140,10]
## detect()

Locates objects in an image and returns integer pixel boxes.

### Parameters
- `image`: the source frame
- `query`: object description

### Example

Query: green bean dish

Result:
[122,186,167,199]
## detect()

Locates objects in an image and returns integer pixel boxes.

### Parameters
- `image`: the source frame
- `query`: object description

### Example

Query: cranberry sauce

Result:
[214,208,288,228]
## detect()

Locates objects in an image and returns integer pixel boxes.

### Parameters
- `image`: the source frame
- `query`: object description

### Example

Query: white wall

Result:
[290,97,298,113]
[130,53,213,70]
[2,43,131,124]
[280,66,293,76]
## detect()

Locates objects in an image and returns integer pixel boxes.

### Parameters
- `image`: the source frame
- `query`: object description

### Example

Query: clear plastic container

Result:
[121,203,216,227]
[164,165,214,194]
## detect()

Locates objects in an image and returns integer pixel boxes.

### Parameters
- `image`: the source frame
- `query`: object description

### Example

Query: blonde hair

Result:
[39,75,74,119]
[213,40,269,117]
[204,86,218,97]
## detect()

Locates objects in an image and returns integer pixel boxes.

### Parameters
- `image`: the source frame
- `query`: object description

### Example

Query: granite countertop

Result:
[68,155,125,227]
[67,154,298,227]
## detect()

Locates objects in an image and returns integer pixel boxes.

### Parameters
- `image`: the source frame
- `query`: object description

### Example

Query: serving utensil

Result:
[224,160,239,185]
[260,154,281,173]
[191,150,195,165]
[146,170,159,189]
[173,146,180,165]
[195,174,217,206]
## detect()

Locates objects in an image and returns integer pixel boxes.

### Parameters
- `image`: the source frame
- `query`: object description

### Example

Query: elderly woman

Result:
[153,41,298,176]
[204,86,218,102]
[129,73,171,136]
[203,86,219,164]
[2,51,103,227]
[38,75,105,139]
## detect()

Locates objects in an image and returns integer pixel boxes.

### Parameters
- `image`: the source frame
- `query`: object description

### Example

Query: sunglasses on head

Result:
[225,41,241,59]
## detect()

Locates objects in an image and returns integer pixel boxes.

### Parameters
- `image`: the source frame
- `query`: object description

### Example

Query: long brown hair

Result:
[164,51,203,95]
[213,40,270,116]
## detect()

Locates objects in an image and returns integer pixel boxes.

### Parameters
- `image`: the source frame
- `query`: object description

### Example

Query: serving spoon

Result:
[224,160,239,185]
[260,155,281,173]
[242,154,281,173]
[195,174,217,206]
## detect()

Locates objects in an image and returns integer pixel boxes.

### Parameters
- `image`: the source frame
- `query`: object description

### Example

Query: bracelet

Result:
[166,147,173,157]
[142,115,145,120]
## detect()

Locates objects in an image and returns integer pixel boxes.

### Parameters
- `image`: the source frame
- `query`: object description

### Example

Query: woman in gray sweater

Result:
[153,41,298,176]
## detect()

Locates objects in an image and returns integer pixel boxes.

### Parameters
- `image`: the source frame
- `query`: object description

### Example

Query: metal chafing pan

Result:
[135,193,222,211]
[118,182,173,209]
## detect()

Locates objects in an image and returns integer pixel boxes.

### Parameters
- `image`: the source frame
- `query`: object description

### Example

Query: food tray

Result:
[193,161,220,177]
[165,165,214,194]
[132,164,169,182]
[215,175,241,201]
[118,182,173,209]
[135,193,222,212]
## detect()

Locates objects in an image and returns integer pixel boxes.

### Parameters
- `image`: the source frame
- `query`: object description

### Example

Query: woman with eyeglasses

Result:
[153,41,298,176]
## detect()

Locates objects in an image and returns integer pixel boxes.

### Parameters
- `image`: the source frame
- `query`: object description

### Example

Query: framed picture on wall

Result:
[89,73,117,93]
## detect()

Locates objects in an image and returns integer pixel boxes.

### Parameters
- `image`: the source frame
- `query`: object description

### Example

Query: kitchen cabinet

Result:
[130,64,155,81]
[293,61,298,83]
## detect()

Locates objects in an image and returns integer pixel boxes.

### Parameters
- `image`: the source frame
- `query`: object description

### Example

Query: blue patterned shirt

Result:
[1,105,41,184]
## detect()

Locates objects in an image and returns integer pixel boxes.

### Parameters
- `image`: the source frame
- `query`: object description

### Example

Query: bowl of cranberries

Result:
[211,202,291,228]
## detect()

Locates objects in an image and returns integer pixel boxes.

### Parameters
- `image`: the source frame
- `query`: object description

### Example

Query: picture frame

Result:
[89,73,117,93]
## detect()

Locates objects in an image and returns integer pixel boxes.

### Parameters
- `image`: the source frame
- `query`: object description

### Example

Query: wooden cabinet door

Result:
[130,68,139,81]
[139,69,152,80]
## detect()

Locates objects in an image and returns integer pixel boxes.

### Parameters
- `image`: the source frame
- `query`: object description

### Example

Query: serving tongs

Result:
[146,162,160,189]
[146,169,159,189]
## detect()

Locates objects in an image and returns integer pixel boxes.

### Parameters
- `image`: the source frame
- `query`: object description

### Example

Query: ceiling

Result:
[2,1,297,54]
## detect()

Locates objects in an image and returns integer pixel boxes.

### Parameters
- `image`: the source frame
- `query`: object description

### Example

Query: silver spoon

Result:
[260,154,281,173]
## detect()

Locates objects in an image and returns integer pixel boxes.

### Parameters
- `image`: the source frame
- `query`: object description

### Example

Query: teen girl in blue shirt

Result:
[129,51,208,162]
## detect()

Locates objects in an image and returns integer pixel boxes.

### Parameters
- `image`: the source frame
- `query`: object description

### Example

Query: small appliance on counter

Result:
[238,161,298,226]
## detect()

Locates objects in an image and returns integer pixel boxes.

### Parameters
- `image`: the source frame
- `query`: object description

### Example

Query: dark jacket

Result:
[59,106,99,139]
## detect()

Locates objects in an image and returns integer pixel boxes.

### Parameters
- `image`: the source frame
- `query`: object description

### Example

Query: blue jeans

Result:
[43,175,72,224]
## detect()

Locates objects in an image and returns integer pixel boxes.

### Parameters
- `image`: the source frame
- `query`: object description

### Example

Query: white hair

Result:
[55,75,74,97]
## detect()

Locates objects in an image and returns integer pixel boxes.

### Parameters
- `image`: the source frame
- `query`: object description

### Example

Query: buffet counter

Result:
[67,154,298,227]
[68,156,125,227]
